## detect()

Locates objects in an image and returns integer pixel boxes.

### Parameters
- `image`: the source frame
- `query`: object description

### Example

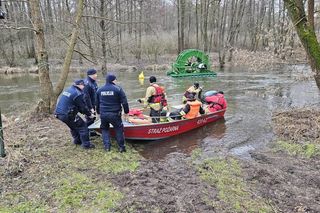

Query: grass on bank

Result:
[52,173,123,212]
[2,172,123,212]
[1,136,140,212]
[192,152,272,213]
[274,140,320,158]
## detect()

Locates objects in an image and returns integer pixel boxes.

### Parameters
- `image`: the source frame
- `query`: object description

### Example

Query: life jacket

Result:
[128,108,152,124]
[128,108,144,119]
[149,85,167,107]
[205,94,227,112]
[184,100,202,119]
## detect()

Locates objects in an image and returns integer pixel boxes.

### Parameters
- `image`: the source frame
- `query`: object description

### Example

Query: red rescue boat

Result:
[89,109,226,140]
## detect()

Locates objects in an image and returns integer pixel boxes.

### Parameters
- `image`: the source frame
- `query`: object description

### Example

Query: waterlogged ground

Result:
[1,64,320,212]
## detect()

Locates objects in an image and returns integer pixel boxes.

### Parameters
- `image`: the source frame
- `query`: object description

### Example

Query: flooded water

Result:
[1,64,319,159]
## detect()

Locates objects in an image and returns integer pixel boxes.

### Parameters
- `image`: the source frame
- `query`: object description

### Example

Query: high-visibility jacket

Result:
[183,85,202,103]
[149,85,167,107]
[184,100,202,119]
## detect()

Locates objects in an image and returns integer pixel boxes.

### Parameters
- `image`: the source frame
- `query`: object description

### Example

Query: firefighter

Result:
[183,82,202,104]
[138,76,167,123]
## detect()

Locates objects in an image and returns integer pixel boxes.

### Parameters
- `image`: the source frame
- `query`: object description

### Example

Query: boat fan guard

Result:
[167,49,217,78]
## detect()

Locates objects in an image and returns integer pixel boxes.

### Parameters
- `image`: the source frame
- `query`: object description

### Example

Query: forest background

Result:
[1,0,316,69]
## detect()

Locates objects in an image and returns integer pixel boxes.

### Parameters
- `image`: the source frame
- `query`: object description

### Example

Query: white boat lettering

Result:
[148,126,179,134]
[197,118,208,125]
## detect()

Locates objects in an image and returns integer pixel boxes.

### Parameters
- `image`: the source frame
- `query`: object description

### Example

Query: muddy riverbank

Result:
[1,107,319,212]
[0,48,307,75]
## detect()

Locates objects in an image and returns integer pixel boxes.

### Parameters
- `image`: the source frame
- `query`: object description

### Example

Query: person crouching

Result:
[54,80,95,149]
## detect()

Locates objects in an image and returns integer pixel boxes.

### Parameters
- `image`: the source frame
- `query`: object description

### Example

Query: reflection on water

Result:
[133,119,226,160]
[1,64,320,159]
[138,78,144,86]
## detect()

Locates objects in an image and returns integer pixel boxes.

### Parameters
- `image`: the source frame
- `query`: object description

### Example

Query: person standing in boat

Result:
[182,82,202,104]
[139,76,167,123]
[96,73,129,152]
[54,79,96,149]
[83,68,98,136]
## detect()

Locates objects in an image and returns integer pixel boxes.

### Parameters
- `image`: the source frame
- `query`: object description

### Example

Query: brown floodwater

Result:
[1,64,319,159]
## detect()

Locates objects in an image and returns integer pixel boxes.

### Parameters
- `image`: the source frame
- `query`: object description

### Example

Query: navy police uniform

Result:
[96,74,129,152]
[55,80,95,149]
[84,70,98,127]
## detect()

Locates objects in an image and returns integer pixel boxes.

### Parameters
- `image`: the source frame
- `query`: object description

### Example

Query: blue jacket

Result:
[83,77,98,110]
[96,82,129,115]
[55,85,91,117]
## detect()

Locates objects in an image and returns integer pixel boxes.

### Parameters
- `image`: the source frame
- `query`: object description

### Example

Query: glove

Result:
[89,113,96,119]
[137,99,142,103]
[123,114,129,121]
[90,108,96,115]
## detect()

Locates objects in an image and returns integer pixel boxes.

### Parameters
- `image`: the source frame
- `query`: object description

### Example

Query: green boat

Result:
[167,49,217,78]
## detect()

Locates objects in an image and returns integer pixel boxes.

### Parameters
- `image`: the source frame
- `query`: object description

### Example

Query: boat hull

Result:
[90,110,225,141]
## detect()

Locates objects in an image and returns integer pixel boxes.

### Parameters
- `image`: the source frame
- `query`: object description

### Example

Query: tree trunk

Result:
[29,0,54,113]
[308,0,314,30]
[284,0,320,88]
[177,0,185,52]
[52,0,85,110]
[136,0,142,60]
[201,0,209,52]
[100,0,107,72]
[195,0,199,48]
[180,0,185,51]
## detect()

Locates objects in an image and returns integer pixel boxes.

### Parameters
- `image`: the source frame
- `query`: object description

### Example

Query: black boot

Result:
[119,147,126,153]
[82,143,95,149]
[89,130,99,137]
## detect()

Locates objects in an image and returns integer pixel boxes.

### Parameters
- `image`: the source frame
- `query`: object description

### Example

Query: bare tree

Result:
[308,0,314,30]
[28,0,85,113]
[177,0,185,52]
[284,0,320,88]
[52,0,85,109]
[29,0,54,113]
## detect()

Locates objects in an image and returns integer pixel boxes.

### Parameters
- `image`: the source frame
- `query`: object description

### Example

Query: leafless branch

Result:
[73,49,97,64]
[82,15,150,25]
[0,24,37,32]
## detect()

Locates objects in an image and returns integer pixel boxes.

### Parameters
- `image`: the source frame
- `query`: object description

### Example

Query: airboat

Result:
[167,49,217,77]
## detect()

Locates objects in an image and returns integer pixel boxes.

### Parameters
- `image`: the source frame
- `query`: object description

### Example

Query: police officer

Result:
[83,69,98,133]
[55,79,95,149]
[96,74,129,152]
